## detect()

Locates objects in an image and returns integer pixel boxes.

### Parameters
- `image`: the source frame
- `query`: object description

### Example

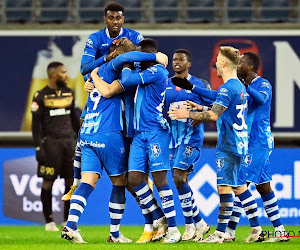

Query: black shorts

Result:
[38,136,76,180]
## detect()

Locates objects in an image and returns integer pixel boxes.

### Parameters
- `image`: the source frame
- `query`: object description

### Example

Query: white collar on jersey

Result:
[105,28,124,39]
[251,76,261,83]
[172,74,191,80]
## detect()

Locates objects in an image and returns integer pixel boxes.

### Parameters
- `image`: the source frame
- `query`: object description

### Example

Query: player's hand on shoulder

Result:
[155,52,168,67]
[171,77,194,90]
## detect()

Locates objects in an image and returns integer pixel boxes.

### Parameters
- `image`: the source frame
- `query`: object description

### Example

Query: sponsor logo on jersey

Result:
[49,108,70,117]
[79,139,105,148]
[82,121,100,128]
[85,112,99,119]
[31,101,39,112]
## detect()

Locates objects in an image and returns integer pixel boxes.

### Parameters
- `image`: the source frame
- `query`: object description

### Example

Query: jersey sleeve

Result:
[80,33,106,76]
[214,85,232,108]
[31,91,44,147]
[111,51,156,71]
[247,81,271,105]
[121,65,162,89]
[130,30,144,45]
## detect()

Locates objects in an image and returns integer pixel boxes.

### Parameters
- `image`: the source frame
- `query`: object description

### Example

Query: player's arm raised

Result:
[91,67,124,98]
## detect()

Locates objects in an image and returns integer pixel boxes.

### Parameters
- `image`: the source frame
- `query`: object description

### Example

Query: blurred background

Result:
[0,0,300,227]
[1,0,300,24]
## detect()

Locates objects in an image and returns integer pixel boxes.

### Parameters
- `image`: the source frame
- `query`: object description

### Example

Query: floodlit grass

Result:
[0,225,299,249]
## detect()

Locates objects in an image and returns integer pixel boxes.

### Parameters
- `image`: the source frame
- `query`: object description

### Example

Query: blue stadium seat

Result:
[39,0,68,23]
[79,0,105,23]
[187,0,214,23]
[228,0,252,22]
[262,0,289,22]
[154,0,177,23]
[6,0,31,23]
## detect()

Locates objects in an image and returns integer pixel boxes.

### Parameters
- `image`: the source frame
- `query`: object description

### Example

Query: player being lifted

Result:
[165,49,211,241]
[169,46,263,243]
[62,2,144,200]
[61,40,168,244]
[89,39,181,243]
[224,52,288,242]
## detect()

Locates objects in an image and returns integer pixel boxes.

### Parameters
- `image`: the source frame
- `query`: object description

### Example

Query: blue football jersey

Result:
[80,63,123,135]
[166,74,213,149]
[81,28,144,74]
[81,51,157,135]
[121,86,136,138]
[121,64,170,132]
[247,77,273,149]
[214,78,248,156]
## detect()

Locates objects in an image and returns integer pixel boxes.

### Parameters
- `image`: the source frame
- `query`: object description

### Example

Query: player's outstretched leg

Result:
[61,182,94,243]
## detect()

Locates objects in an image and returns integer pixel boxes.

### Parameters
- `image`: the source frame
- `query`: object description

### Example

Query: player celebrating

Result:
[89,39,181,243]
[166,49,211,241]
[63,2,144,199]
[224,52,288,242]
[169,46,263,243]
[61,41,168,244]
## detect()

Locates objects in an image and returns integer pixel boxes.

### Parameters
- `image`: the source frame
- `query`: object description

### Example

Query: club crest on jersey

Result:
[216,158,224,170]
[183,146,194,158]
[150,143,161,158]
[244,154,252,166]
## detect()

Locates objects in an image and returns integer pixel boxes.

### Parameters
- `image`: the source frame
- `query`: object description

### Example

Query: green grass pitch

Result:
[0,225,299,249]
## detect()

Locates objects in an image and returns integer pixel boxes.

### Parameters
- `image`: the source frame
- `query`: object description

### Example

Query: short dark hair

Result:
[138,38,158,53]
[47,61,63,75]
[174,49,191,62]
[104,2,124,16]
[243,52,260,73]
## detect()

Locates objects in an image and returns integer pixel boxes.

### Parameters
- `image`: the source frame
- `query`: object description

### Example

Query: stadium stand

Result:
[5,0,31,23]
[187,0,215,23]
[0,0,299,24]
